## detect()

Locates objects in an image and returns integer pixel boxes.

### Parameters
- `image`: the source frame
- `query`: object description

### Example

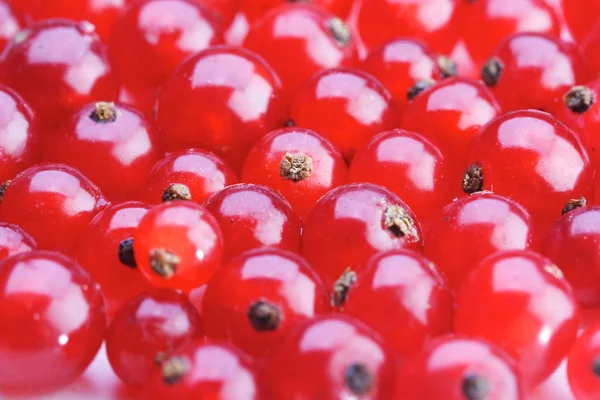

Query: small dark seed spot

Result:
[331,268,357,308]
[0,180,10,203]
[248,300,281,332]
[463,163,483,194]
[562,197,586,215]
[149,248,180,279]
[438,55,457,78]
[284,119,295,127]
[481,57,504,87]
[384,205,414,237]
[162,356,189,385]
[280,152,313,182]
[162,183,191,202]
[345,363,373,396]
[118,238,136,268]
[90,101,117,123]
[407,79,436,101]
[564,86,595,114]
[462,374,490,400]
[327,17,351,47]
[592,356,600,378]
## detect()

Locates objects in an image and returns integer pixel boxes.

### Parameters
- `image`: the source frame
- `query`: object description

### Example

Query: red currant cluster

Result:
[1,0,600,399]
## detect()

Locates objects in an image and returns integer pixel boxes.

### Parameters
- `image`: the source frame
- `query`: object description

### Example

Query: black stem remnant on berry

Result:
[327,17,351,47]
[564,86,595,114]
[592,356,600,377]
[462,374,490,400]
[463,163,483,194]
[162,183,192,202]
[345,363,373,396]
[90,102,117,123]
[280,152,313,182]
[384,205,414,238]
[407,79,435,101]
[162,355,189,385]
[437,56,457,78]
[481,57,504,87]
[0,180,10,203]
[331,268,357,308]
[284,119,295,127]
[248,300,281,332]
[562,197,587,215]
[149,248,180,279]
[118,238,137,268]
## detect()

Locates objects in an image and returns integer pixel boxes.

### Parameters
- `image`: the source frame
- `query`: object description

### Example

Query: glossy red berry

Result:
[241,127,349,220]
[455,250,580,383]
[567,324,600,400]
[0,223,35,261]
[1,19,119,130]
[562,0,600,43]
[134,200,223,293]
[244,4,357,98]
[303,183,423,286]
[290,68,397,161]
[0,1,21,53]
[267,315,394,399]
[76,201,154,317]
[156,46,286,172]
[204,183,302,262]
[425,192,537,291]
[140,149,238,206]
[0,251,106,393]
[106,290,203,387]
[202,248,329,357]
[0,164,108,255]
[395,336,523,400]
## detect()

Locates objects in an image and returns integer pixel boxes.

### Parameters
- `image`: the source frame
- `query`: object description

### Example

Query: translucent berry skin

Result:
[45,102,163,201]
[303,183,423,286]
[140,149,238,205]
[0,223,36,261]
[202,248,329,357]
[567,324,600,400]
[350,129,450,225]
[244,4,358,98]
[455,250,580,383]
[106,290,203,387]
[425,192,537,291]
[241,127,349,220]
[0,20,119,130]
[0,85,39,182]
[464,110,594,237]
[134,201,223,293]
[290,68,397,161]
[156,46,287,172]
[395,336,523,400]
[562,0,600,43]
[343,250,454,359]
[144,340,261,400]
[0,1,21,53]
[76,202,153,317]
[0,251,106,393]
[204,184,302,262]
[0,164,108,255]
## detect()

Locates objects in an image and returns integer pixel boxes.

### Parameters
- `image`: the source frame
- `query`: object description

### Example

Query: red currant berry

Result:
[562,0,600,43]
[244,4,357,98]
[106,290,202,387]
[0,164,108,255]
[134,201,223,293]
[0,251,106,393]
[567,324,600,400]
[140,149,238,206]
[1,20,119,130]
[0,1,21,53]
[290,68,397,161]
[481,33,590,114]
[350,129,451,225]
[395,335,523,400]
[463,110,594,237]
[76,201,154,317]
[455,250,580,383]
[425,192,537,291]
[204,183,302,262]
[0,223,35,261]
[156,46,286,171]
[303,183,423,286]
[241,127,349,220]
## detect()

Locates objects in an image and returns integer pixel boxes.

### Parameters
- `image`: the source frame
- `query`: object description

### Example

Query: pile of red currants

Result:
[2,0,600,399]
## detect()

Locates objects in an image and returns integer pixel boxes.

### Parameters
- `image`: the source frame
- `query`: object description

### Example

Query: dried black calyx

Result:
[562,197,586,215]
[592,356,600,378]
[438,55,457,78]
[0,180,10,203]
[248,300,281,332]
[284,119,296,127]
[118,238,136,268]
[462,374,490,400]
[564,86,595,114]
[384,205,414,237]
[481,57,504,87]
[162,355,189,385]
[331,268,357,308]
[345,363,373,396]
[463,163,483,194]
[90,102,117,123]
[162,183,192,202]
[149,248,180,279]
[280,152,313,182]
[327,17,351,47]
[407,79,435,101]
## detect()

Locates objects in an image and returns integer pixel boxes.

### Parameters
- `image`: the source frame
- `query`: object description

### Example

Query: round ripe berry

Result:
[202,248,329,357]
[562,0,600,43]
[45,102,163,201]
[394,336,523,400]
[143,340,260,399]
[76,201,154,317]
[267,315,394,399]
[106,290,203,387]
[0,85,39,182]
[454,250,580,383]
[241,127,349,220]
[303,183,423,286]
[480,33,591,114]
[340,250,453,359]
[140,149,238,206]
[425,192,537,291]
[134,201,223,293]
[350,129,451,226]
[204,183,302,262]
[0,164,108,255]
[156,46,287,172]
[1,19,119,130]
[463,110,594,237]
[244,3,357,98]
[0,223,35,261]
[567,324,600,400]
[0,1,21,53]
[0,251,106,393]
[289,68,397,161]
